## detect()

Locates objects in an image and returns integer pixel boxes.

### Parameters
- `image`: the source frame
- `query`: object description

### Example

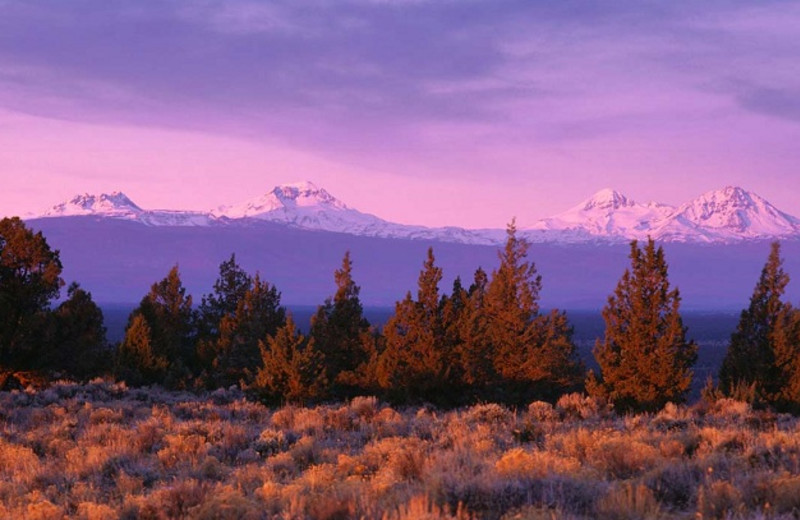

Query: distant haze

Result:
[2,1,800,227]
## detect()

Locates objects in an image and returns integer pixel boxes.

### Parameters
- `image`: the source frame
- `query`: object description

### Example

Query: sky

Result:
[1,0,799,228]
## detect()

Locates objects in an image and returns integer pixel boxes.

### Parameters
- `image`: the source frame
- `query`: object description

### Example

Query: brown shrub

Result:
[697,480,744,519]
[596,483,661,520]
[588,437,660,479]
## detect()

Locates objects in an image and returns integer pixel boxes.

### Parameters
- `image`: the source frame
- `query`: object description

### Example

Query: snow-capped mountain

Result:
[43,192,142,219]
[212,181,498,244]
[33,183,800,244]
[40,191,216,227]
[526,188,674,241]
[521,186,800,244]
[213,182,349,218]
[661,186,800,242]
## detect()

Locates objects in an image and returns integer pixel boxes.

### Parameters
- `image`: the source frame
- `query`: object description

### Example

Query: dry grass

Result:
[2,382,800,519]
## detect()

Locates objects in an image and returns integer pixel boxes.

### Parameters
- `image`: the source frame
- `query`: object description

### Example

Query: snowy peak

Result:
[40,192,215,227]
[43,191,142,218]
[214,181,348,219]
[579,188,636,211]
[529,188,672,239]
[31,183,800,244]
[671,186,798,238]
[272,181,348,210]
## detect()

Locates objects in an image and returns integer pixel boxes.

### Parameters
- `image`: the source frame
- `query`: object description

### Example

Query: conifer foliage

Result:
[310,252,371,397]
[379,248,452,403]
[118,266,195,388]
[196,256,286,388]
[719,242,800,409]
[254,314,325,404]
[209,274,285,388]
[589,239,697,412]
[44,283,108,379]
[484,221,582,402]
[0,217,64,369]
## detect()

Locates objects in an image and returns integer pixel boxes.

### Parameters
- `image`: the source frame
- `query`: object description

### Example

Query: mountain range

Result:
[36,182,800,245]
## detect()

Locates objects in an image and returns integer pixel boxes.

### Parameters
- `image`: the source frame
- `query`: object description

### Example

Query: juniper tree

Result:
[454,268,494,395]
[211,273,285,388]
[0,217,63,369]
[310,252,371,397]
[254,314,325,404]
[116,314,167,386]
[197,254,252,345]
[119,266,195,387]
[44,283,108,379]
[379,248,453,403]
[485,221,582,402]
[588,239,697,412]
[719,242,800,408]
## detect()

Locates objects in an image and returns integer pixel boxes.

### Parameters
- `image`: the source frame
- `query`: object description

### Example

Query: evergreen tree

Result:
[379,248,452,403]
[484,221,582,402]
[116,314,167,386]
[197,254,252,344]
[44,283,108,379]
[310,252,371,397]
[454,269,494,396]
[211,274,286,388]
[0,217,63,369]
[254,314,325,404]
[485,221,542,383]
[589,239,697,412]
[119,266,194,387]
[719,242,800,408]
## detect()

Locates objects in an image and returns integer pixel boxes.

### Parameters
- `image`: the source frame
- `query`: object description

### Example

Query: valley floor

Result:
[2,381,800,519]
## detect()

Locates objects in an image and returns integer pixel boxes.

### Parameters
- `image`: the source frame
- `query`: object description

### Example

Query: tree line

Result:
[1,216,799,412]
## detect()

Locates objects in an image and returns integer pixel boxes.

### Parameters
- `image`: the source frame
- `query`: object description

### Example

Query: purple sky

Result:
[1,0,799,228]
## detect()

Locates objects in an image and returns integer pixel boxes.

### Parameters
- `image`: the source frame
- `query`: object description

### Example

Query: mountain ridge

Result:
[34,182,800,244]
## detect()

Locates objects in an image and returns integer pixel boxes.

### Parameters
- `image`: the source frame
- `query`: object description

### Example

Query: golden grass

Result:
[2,382,800,519]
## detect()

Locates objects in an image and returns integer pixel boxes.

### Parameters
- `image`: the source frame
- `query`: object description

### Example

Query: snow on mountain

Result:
[43,192,143,219]
[33,184,800,244]
[213,181,348,219]
[660,186,799,241]
[40,192,216,227]
[525,188,674,242]
[214,181,498,245]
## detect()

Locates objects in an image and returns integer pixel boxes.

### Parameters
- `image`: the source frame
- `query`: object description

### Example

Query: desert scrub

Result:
[2,382,800,518]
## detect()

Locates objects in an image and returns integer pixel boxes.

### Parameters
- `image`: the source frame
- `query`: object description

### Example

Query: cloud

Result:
[738,87,800,123]
[0,0,799,170]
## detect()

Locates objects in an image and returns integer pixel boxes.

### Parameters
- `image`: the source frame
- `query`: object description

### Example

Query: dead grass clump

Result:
[351,395,380,419]
[24,496,63,520]
[696,480,744,519]
[589,437,661,479]
[157,433,209,470]
[762,473,800,515]
[0,440,41,485]
[462,403,513,427]
[206,422,252,462]
[136,479,208,519]
[255,428,294,457]
[495,448,580,480]
[556,393,608,421]
[644,460,703,510]
[270,405,296,430]
[527,401,558,423]
[384,495,473,520]
[374,407,407,437]
[293,407,326,435]
[75,501,117,520]
[707,398,752,422]
[191,484,262,520]
[595,483,662,520]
